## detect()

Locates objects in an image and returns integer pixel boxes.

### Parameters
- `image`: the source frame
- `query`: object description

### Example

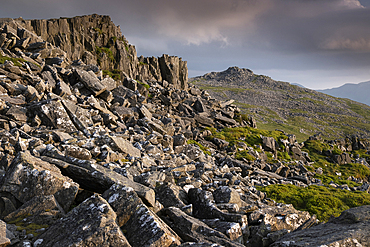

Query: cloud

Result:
[1,0,370,87]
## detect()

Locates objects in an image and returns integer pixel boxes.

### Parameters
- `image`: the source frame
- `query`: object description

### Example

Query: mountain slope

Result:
[190,66,370,141]
[318,81,370,106]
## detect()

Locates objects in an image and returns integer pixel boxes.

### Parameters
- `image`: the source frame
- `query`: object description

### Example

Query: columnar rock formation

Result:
[0,14,188,89]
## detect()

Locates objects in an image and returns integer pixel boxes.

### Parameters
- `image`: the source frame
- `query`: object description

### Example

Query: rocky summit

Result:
[0,14,369,247]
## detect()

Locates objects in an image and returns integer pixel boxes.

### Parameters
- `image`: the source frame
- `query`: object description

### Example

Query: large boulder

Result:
[102,184,182,247]
[33,195,131,246]
[0,151,79,214]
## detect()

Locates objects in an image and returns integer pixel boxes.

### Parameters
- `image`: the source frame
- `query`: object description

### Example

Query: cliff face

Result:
[0,14,188,89]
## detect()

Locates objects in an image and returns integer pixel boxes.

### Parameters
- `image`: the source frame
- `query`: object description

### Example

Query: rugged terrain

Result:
[0,14,369,247]
[191,67,370,141]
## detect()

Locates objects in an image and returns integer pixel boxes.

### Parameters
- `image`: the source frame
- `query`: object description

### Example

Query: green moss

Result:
[258,184,370,222]
[93,27,103,35]
[7,216,48,237]
[96,46,115,63]
[277,151,292,161]
[187,140,211,155]
[235,150,256,161]
[102,69,121,81]
[136,80,150,90]
[0,54,27,67]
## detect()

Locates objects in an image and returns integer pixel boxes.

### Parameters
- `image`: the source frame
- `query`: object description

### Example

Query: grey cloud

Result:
[0,0,370,88]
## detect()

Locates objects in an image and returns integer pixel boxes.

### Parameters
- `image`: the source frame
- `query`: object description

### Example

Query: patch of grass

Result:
[103,69,121,81]
[96,46,115,63]
[187,140,211,155]
[235,150,256,161]
[93,27,103,35]
[302,140,370,186]
[136,79,150,90]
[258,184,370,222]
[0,54,27,67]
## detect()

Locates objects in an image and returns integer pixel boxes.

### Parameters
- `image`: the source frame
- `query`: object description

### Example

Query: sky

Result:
[1,0,370,89]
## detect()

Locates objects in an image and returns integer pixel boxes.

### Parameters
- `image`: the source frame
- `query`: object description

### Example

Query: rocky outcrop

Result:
[272,205,370,246]
[0,14,188,88]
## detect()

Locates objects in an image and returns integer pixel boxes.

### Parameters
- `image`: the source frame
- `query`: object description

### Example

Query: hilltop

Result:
[0,14,369,247]
[191,66,370,141]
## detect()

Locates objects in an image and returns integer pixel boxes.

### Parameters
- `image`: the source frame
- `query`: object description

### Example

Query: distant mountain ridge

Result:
[318,81,370,106]
[191,67,370,141]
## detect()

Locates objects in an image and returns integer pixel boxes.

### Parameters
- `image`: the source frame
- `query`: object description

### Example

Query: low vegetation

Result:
[206,123,370,222]
[258,184,370,222]
[0,54,27,67]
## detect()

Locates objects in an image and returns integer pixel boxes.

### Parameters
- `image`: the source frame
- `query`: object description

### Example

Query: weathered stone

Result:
[135,171,166,188]
[332,152,352,165]
[214,114,237,126]
[61,99,93,135]
[122,203,181,247]
[0,220,10,247]
[247,204,311,247]
[40,151,155,207]
[34,195,131,247]
[202,219,244,244]
[159,54,188,90]
[193,98,207,113]
[213,138,229,149]
[33,100,78,133]
[188,188,248,228]
[109,135,141,157]
[64,144,92,160]
[213,186,242,208]
[194,114,214,127]
[0,151,79,213]
[6,105,27,123]
[4,195,64,226]
[139,105,152,119]
[101,184,142,226]
[173,134,187,147]
[54,79,72,96]
[262,136,276,152]
[155,183,187,208]
[74,69,106,96]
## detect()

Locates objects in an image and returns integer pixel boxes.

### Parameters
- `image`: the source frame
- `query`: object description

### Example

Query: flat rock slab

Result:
[35,100,78,133]
[34,195,131,247]
[109,136,141,157]
[4,195,64,226]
